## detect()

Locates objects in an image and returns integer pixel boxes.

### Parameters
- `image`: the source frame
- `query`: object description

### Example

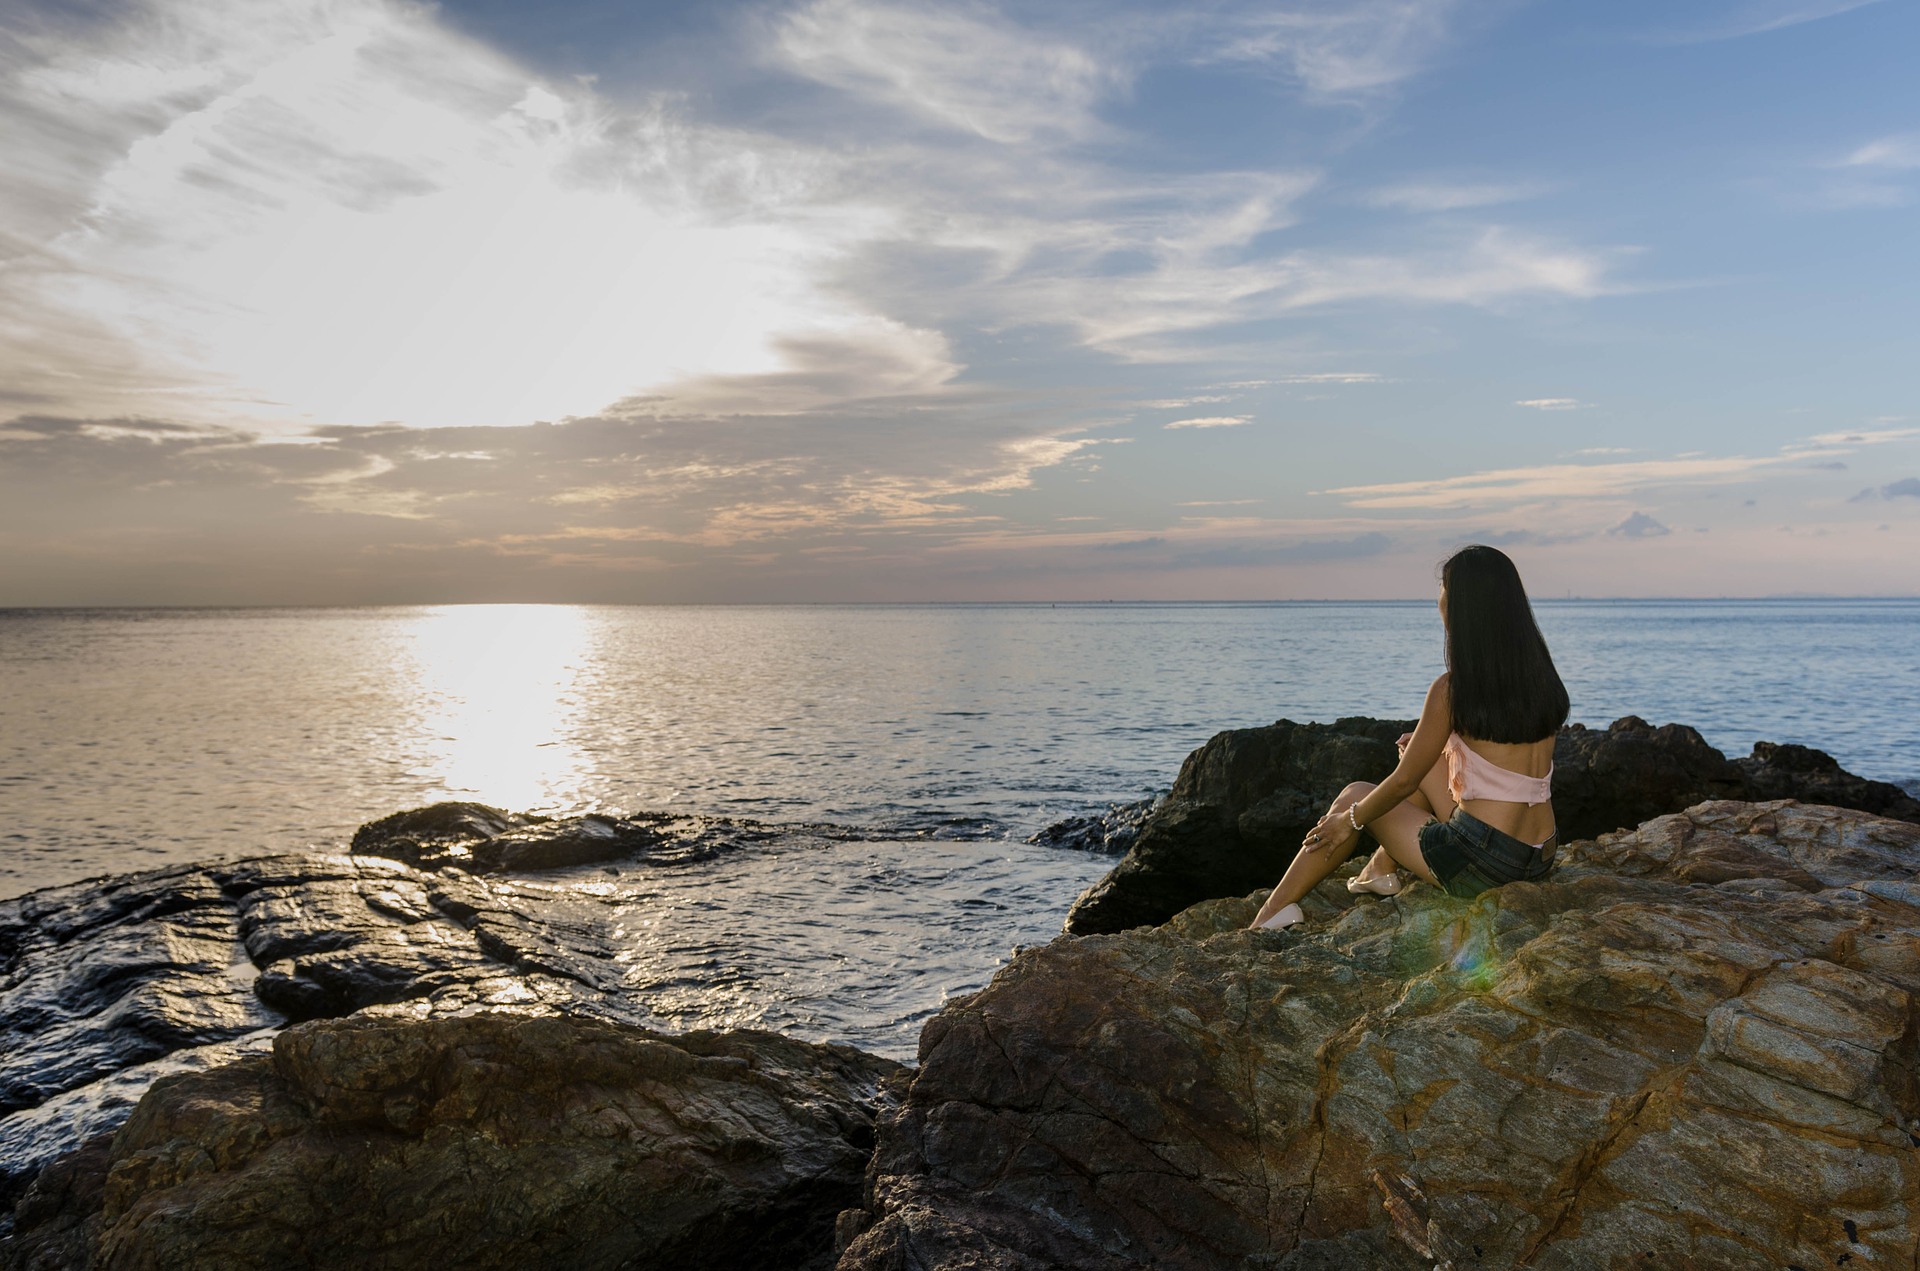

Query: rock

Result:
[8,1012,901,1271]
[0,851,638,1209]
[1065,714,1920,935]
[1027,798,1161,854]
[1738,739,1920,821]
[350,801,669,873]
[349,800,886,874]
[1064,718,1405,935]
[839,801,1920,1270]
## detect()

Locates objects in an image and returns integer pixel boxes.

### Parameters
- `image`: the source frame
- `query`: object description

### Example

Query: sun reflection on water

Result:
[400,605,597,813]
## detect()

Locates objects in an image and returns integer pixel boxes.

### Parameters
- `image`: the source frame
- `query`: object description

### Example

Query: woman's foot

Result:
[1255,902,1304,930]
[1346,869,1403,896]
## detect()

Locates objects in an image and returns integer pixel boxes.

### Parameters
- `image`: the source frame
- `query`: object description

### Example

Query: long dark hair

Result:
[1442,545,1568,743]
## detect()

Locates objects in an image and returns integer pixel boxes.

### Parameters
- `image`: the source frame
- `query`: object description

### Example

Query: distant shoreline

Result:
[4,595,1920,612]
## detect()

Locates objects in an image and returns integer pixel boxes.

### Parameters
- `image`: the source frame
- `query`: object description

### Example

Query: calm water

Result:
[3,600,1916,898]
[3,601,1915,1055]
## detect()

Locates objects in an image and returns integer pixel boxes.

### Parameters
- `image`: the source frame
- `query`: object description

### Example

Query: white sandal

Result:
[1346,871,1403,896]
[1256,902,1304,930]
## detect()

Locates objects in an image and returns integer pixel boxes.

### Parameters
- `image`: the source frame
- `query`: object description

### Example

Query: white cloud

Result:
[1649,0,1884,43]
[1841,134,1920,169]
[1803,425,1920,446]
[1204,0,1472,99]
[1364,181,1548,212]
[1516,398,1589,410]
[1165,415,1252,430]
[1324,425,1919,509]
[0,0,959,434]
[776,0,1119,143]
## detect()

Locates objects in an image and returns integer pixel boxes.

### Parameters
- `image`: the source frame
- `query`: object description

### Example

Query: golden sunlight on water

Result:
[399,605,595,812]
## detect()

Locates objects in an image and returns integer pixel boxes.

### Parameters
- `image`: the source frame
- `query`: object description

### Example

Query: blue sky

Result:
[0,0,1914,601]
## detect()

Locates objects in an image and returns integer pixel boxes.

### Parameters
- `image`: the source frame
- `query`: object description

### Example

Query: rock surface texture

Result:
[7,1011,901,1271]
[1065,714,1920,935]
[839,800,1920,1269]
[0,807,922,1207]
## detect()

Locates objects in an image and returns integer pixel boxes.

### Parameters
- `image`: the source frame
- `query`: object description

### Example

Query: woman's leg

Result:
[1250,782,1374,926]
[1357,755,1451,883]
[1366,799,1442,886]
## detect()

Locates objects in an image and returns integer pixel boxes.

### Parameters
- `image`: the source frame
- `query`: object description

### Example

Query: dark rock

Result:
[0,862,279,1124]
[349,801,671,873]
[1549,716,1749,841]
[1738,739,1920,820]
[0,851,638,1206]
[1026,797,1160,854]
[1063,718,1405,935]
[840,801,1920,1270]
[1,1133,110,1270]
[9,1012,901,1271]
[347,800,524,868]
[1065,714,1920,935]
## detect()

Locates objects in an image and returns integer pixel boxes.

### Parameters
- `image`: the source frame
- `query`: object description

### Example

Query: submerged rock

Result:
[1065,714,1920,935]
[840,801,1920,1269]
[8,1012,901,1271]
[1026,797,1160,854]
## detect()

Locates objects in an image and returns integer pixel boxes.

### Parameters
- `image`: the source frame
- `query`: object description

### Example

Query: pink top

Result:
[1446,733,1553,806]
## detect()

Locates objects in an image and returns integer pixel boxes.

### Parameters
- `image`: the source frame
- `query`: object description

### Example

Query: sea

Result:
[4,600,1916,1057]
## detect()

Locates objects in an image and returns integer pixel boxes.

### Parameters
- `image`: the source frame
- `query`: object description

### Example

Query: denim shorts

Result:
[1418,808,1556,899]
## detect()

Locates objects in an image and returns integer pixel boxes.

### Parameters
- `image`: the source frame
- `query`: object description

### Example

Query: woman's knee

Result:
[1338,781,1376,803]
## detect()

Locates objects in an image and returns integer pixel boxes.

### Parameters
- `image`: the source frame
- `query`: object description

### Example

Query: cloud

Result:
[1575,446,1631,455]
[1804,425,1920,445]
[1327,454,1770,508]
[1841,134,1920,170]
[775,0,1119,143]
[1850,477,1920,502]
[1363,181,1548,212]
[1323,424,1920,510]
[1647,0,1884,43]
[1607,511,1672,538]
[1516,398,1589,411]
[2,0,958,435]
[1165,415,1251,430]
[1202,0,1477,99]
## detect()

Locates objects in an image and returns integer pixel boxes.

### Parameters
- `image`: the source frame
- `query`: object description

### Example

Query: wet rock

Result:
[1027,798,1160,854]
[0,852,635,1209]
[350,801,670,873]
[9,1012,901,1271]
[840,801,1920,1270]
[1065,714,1920,935]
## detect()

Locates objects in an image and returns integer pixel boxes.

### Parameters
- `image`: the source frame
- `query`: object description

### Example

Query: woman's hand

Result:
[1396,732,1413,753]
[1301,810,1358,856]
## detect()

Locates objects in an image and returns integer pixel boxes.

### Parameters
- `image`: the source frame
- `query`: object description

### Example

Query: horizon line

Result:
[5,595,1920,611]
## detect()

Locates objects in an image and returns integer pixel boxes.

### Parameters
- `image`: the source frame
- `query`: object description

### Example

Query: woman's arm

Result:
[1298,675,1450,859]
[1352,673,1450,825]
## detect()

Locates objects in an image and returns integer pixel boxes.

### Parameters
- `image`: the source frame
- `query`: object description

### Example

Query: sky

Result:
[1,0,1915,603]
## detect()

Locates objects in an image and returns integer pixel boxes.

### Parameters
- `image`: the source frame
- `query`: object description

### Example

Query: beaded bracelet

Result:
[1347,805,1363,833]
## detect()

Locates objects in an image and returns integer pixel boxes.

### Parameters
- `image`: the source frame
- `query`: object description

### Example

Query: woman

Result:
[1247,545,1568,930]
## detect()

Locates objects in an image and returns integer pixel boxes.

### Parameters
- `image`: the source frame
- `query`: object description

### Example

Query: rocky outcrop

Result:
[839,801,1920,1269]
[1065,714,1920,935]
[0,851,639,1210]
[0,806,933,1208]
[7,1011,901,1271]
